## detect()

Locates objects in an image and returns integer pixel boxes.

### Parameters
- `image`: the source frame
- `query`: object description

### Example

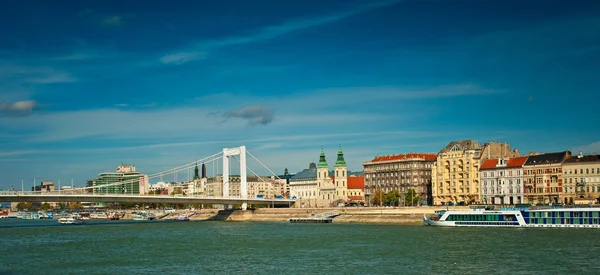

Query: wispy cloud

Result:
[223,105,275,126]
[0,63,76,84]
[102,16,122,26]
[572,141,600,154]
[0,100,37,116]
[160,51,206,64]
[159,0,402,64]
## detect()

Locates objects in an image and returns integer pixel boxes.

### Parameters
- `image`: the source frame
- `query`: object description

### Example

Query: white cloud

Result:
[0,100,37,116]
[224,105,274,125]
[160,51,206,65]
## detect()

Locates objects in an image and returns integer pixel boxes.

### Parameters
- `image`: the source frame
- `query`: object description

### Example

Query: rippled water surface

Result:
[2,219,600,274]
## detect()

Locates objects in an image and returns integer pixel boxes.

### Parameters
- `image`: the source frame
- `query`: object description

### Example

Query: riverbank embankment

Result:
[160,206,471,224]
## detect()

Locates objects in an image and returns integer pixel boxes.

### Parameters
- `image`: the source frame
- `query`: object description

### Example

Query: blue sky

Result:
[1,0,599,190]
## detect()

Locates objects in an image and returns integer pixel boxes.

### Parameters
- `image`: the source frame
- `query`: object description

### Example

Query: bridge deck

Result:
[0,192,295,206]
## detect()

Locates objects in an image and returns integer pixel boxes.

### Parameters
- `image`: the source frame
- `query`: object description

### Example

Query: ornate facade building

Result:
[363,153,437,206]
[561,154,600,204]
[431,140,520,205]
[289,147,349,207]
[289,162,319,206]
[523,151,570,204]
[317,146,348,205]
[480,156,528,205]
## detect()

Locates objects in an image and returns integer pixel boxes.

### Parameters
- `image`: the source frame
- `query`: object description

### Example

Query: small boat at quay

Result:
[173,215,189,221]
[424,205,600,228]
[58,214,85,225]
[89,213,108,220]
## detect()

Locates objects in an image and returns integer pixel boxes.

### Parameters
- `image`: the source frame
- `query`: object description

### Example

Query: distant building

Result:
[32,181,55,192]
[431,140,521,205]
[346,176,365,203]
[523,151,571,204]
[480,156,529,205]
[289,163,319,206]
[277,168,294,196]
[90,164,149,195]
[364,153,437,206]
[561,154,600,204]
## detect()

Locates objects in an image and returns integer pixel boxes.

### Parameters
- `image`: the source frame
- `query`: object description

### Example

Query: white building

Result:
[480,156,529,205]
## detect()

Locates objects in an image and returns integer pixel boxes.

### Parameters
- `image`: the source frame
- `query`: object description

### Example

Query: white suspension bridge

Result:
[0,146,296,210]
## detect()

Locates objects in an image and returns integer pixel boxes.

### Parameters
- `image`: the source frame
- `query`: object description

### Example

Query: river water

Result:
[1,219,600,274]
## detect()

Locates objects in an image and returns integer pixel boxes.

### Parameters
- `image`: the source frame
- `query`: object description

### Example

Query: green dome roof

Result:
[334,145,346,167]
[317,147,328,168]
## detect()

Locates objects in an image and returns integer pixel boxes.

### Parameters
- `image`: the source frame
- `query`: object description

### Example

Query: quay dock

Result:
[289,211,340,223]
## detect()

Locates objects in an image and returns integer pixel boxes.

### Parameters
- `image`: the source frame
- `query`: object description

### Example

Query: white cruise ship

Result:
[424,205,600,228]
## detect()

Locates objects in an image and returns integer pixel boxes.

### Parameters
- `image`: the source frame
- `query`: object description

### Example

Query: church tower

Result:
[334,145,348,200]
[317,147,329,187]
[194,163,200,180]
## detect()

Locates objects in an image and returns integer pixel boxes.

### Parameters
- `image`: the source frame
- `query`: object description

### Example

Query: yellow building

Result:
[561,154,600,205]
[431,140,520,205]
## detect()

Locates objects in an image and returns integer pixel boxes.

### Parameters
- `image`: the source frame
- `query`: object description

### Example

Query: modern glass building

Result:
[90,167,149,195]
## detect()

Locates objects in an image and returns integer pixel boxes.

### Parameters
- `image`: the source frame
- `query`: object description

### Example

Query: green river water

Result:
[1,219,600,274]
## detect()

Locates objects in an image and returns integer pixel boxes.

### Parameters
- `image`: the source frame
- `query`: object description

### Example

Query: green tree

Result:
[58,202,66,210]
[385,190,402,206]
[405,188,421,206]
[171,189,186,195]
[372,189,386,206]
[41,202,51,211]
[16,202,29,211]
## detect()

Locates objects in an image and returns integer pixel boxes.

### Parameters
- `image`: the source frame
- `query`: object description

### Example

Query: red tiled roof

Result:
[370,153,437,163]
[480,156,529,170]
[480,159,499,169]
[328,176,365,190]
[506,156,529,167]
[348,176,364,190]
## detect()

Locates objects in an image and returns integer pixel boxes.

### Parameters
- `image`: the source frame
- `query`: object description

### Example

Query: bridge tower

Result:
[222,146,248,210]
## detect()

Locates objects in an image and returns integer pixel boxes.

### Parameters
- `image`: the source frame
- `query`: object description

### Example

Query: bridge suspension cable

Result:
[53,151,224,192]
[247,150,282,180]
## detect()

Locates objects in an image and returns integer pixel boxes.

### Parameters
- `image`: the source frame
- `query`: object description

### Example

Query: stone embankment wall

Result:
[225,206,470,224]
[123,206,470,224]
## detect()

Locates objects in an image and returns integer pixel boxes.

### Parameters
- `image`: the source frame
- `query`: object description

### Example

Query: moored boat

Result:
[173,214,189,221]
[424,205,600,228]
[58,214,85,225]
[89,212,108,220]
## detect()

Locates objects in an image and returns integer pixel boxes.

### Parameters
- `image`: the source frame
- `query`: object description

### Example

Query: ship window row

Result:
[526,217,600,225]
[446,214,516,222]
[455,221,519,226]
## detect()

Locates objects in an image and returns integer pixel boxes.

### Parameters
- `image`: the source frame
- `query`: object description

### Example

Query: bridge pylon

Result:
[222,146,248,210]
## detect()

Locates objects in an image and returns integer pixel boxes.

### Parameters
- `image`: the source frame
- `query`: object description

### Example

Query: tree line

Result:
[370,188,422,207]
